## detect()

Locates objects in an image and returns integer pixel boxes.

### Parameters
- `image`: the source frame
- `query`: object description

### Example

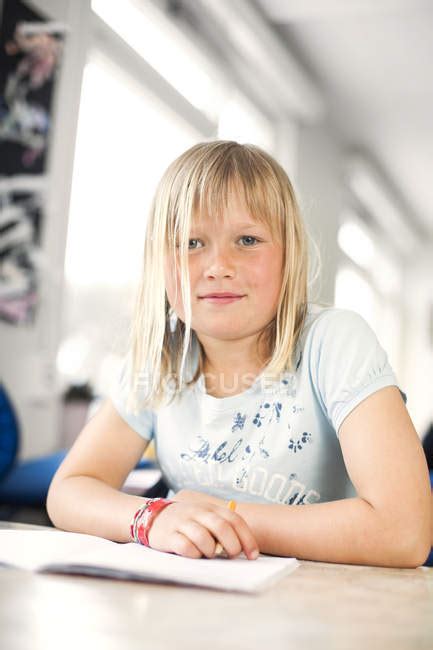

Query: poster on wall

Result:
[0,0,66,325]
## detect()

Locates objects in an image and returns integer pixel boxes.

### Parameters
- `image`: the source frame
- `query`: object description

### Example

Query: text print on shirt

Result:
[174,425,320,505]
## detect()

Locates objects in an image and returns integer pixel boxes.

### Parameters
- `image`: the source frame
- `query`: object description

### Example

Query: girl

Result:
[47,141,431,567]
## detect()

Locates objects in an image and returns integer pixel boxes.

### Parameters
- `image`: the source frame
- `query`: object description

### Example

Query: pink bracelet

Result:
[130,498,174,546]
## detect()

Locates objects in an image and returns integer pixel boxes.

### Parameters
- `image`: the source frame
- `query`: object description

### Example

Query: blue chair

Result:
[0,382,159,521]
[0,383,19,487]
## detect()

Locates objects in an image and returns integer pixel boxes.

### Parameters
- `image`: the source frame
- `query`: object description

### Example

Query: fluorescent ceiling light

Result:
[338,209,401,296]
[370,251,401,296]
[337,212,375,269]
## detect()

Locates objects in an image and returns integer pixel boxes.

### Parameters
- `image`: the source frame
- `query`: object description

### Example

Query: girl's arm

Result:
[47,399,259,559]
[175,386,432,568]
[46,399,151,542]
[430,492,433,548]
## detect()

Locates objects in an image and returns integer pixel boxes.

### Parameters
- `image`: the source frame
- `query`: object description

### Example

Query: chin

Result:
[199,328,239,338]
[197,326,256,341]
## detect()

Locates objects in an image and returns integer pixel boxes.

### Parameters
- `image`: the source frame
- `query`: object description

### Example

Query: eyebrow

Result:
[233,222,263,229]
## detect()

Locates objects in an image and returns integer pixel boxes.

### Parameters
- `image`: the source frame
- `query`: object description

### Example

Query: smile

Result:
[199,296,245,305]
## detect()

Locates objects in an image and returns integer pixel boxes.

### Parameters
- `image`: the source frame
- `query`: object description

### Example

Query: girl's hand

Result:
[147,500,259,560]
[172,488,224,507]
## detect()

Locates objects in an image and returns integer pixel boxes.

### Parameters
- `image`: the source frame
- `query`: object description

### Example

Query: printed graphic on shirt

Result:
[232,465,320,505]
[176,400,320,505]
[252,400,282,428]
[234,432,270,490]
[288,431,313,453]
[166,449,322,505]
[180,435,244,464]
[232,412,246,432]
[280,375,297,397]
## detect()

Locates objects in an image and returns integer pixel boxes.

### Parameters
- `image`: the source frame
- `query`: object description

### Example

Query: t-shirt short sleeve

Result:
[109,353,155,442]
[309,309,407,436]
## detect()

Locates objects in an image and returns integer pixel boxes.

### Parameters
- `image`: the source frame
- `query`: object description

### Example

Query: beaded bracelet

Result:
[129,501,151,543]
[130,498,174,546]
[130,498,160,543]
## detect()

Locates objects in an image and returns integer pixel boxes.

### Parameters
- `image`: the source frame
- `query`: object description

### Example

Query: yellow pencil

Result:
[215,500,237,556]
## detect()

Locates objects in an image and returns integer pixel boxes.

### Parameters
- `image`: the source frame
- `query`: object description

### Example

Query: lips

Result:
[199,293,245,305]
[199,293,244,298]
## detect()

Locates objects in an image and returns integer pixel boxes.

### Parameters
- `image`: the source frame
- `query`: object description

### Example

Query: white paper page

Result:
[0,529,299,593]
[0,529,116,570]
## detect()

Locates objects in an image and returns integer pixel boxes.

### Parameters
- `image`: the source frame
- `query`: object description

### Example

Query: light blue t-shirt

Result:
[111,304,407,505]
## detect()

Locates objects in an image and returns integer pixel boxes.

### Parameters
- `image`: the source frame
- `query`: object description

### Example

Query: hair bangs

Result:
[187,149,284,245]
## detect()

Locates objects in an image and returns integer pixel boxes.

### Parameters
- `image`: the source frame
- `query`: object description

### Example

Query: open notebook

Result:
[0,529,299,594]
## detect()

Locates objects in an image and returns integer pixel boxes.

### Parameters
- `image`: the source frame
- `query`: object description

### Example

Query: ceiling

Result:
[255,0,433,242]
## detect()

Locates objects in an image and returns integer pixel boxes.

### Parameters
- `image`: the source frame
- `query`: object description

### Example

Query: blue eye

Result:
[188,239,202,249]
[239,236,259,246]
[186,236,260,249]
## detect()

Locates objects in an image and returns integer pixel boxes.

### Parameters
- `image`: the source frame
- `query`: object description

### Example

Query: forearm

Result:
[46,475,147,543]
[236,496,428,568]
[429,491,433,548]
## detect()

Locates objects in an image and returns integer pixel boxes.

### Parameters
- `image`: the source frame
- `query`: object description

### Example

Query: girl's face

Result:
[165,190,284,356]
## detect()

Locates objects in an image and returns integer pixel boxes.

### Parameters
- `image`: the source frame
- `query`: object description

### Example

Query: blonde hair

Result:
[126,140,322,414]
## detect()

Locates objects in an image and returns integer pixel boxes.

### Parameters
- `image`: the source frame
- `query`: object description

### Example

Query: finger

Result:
[214,542,224,556]
[177,520,218,559]
[170,531,203,559]
[195,511,243,559]
[217,509,259,560]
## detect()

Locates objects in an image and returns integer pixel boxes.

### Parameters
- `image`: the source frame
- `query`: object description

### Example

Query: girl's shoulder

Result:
[304,302,368,333]
[301,303,379,354]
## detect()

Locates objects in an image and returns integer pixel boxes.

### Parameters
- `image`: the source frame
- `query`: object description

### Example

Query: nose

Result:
[204,245,235,279]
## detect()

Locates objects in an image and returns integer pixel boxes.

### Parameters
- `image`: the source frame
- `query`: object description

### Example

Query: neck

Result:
[199,334,270,397]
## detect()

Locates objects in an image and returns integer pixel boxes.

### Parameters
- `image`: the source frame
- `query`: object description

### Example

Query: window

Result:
[65,53,197,289]
[60,52,198,394]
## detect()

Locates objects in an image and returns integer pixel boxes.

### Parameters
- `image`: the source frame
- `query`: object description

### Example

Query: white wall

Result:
[401,249,433,437]
[0,0,91,458]
[295,120,343,306]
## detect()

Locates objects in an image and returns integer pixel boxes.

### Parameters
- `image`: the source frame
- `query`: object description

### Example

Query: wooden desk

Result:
[0,521,432,650]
